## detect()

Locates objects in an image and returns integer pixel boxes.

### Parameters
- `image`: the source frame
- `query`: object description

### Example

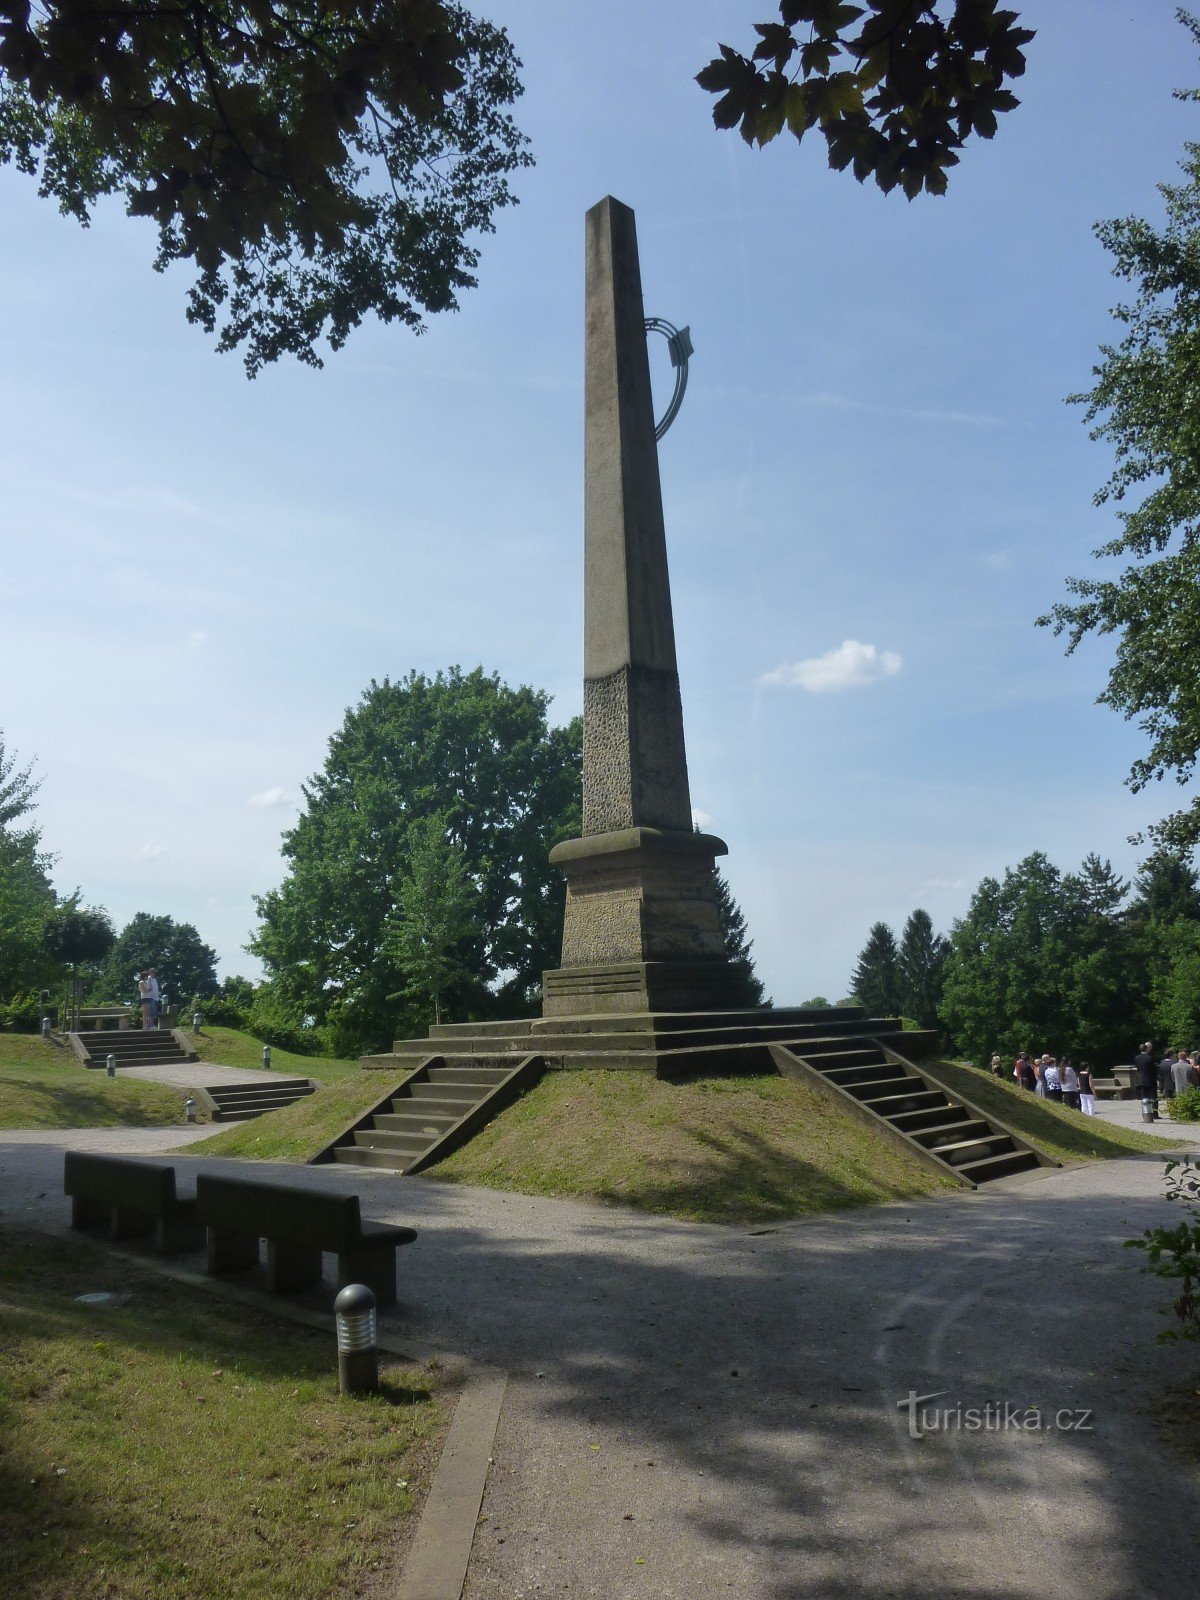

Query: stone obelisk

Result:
[542,197,737,1018]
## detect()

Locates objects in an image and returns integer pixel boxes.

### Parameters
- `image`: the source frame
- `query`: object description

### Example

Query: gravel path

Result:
[2,1136,1197,1599]
[116,1061,297,1090]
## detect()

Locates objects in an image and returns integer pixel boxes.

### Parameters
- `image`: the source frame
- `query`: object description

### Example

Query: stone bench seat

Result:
[64,1152,201,1253]
[195,1174,417,1306]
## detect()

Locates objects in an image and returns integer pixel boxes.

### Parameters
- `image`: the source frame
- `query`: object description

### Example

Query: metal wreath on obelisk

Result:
[542,197,740,1018]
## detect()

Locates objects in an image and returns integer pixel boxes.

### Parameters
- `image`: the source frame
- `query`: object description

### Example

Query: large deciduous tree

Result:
[0,0,530,372]
[939,851,1146,1067]
[697,0,1034,198]
[96,911,219,1006]
[250,667,582,1055]
[1041,40,1200,854]
[0,733,56,1024]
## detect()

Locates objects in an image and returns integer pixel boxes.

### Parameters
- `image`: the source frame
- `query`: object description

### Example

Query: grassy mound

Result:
[428,1070,959,1224]
[0,1230,443,1600]
[188,1072,405,1163]
[925,1060,1169,1161]
[0,1037,207,1130]
[185,1027,360,1084]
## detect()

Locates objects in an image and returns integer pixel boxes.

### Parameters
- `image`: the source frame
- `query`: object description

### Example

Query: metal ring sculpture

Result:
[644,317,693,440]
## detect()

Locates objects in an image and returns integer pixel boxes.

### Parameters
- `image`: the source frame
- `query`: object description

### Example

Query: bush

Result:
[1126,1160,1200,1343]
[1170,1087,1200,1123]
[0,992,45,1032]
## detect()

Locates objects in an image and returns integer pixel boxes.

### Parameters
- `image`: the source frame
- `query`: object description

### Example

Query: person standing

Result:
[1078,1061,1097,1116]
[1159,1050,1177,1100]
[1019,1055,1037,1092]
[1061,1058,1081,1111]
[148,969,162,1029]
[1043,1056,1064,1102]
[1172,1052,1193,1098]
[137,969,153,1030]
[990,1053,1003,1076]
[1135,1041,1159,1123]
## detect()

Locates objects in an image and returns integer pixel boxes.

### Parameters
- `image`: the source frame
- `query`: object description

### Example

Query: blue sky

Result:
[1,0,1194,1003]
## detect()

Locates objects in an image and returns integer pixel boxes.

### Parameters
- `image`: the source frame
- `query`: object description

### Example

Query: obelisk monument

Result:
[542,197,738,1017]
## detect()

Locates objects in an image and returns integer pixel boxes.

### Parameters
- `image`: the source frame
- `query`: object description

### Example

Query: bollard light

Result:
[334,1283,379,1396]
[184,1096,197,1124]
[193,1012,202,1034]
[106,1054,116,1079]
[41,1015,51,1041]
[262,1045,272,1070]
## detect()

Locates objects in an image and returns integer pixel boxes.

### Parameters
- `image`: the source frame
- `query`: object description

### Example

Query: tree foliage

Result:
[251,667,581,1055]
[42,897,115,966]
[0,732,56,1022]
[383,812,478,1026]
[713,868,769,1008]
[697,0,1034,199]
[939,851,1145,1067]
[850,920,899,1016]
[95,911,219,1005]
[896,907,948,1029]
[1041,37,1200,852]
[0,0,531,372]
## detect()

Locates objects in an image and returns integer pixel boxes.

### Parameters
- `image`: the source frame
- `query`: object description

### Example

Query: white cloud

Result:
[186,629,207,650]
[135,843,167,861]
[759,640,903,693]
[691,807,715,831]
[921,877,965,891]
[247,786,296,809]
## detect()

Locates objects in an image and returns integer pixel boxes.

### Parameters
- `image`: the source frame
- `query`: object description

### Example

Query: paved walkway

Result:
[2,1131,1197,1599]
[117,1061,287,1090]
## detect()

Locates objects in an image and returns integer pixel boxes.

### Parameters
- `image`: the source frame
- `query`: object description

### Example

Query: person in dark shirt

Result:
[1019,1056,1037,1092]
[1134,1042,1159,1122]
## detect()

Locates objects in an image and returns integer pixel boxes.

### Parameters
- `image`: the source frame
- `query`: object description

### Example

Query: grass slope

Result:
[429,1070,959,1224]
[188,1071,406,1162]
[925,1060,1169,1161]
[0,1037,207,1129]
[0,1231,443,1600]
[186,1027,361,1083]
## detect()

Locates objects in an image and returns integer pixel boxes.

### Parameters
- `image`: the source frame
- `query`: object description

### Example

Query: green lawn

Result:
[925,1060,1170,1161]
[430,1070,959,1223]
[0,1231,443,1600]
[189,1071,406,1162]
[186,1026,362,1084]
[0,1036,208,1129]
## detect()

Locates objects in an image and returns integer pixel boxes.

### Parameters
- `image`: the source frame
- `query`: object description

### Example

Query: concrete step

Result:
[888,1105,973,1134]
[957,1149,1040,1182]
[353,1129,432,1154]
[844,1075,926,1102]
[374,1111,460,1136]
[926,1133,1016,1168]
[822,1061,903,1087]
[408,1078,506,1100]
[388,1094,474,1119]
[911,1117,992,1149]
[333,1147,412,1172]
[862,1088,946,1116]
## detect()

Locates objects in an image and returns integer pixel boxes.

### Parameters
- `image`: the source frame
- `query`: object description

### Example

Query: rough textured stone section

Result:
[583,667,693,835]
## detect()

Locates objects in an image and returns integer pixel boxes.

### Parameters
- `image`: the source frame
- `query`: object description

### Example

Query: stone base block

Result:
[542,959,746,1018]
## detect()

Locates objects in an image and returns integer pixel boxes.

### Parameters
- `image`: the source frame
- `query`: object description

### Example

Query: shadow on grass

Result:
[0,1076,188,1130]
[592,1124,942,1224]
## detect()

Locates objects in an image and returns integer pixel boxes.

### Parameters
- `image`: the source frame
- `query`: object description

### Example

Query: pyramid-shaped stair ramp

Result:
[314,1054,544,1174]
[770,1040,1056,1188]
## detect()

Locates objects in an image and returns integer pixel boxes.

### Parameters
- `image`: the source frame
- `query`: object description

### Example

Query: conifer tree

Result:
[897,909,949,1029]
[714,869,768,1009]
[850,922,900,1017]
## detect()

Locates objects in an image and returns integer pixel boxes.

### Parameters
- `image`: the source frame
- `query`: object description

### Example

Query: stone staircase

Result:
[770,1039,1051,1188]
[69,1028,198,1071]
[367,1005,941,1079]
[200,1079,316,1122]
[317,1055,542,1174]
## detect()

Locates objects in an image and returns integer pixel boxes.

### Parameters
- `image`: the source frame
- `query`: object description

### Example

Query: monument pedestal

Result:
[543,827,740,1017]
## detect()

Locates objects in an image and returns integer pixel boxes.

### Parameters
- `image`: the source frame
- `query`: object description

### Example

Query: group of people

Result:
[989,1052,1099,1114]
[1133,1042,1200,1122]
[136,968,162,1029]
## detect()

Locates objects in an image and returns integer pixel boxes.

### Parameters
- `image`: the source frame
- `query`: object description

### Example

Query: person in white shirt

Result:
[137,970,153,1030]
[1041,1056,1063,1102]
[148,969,162,1029]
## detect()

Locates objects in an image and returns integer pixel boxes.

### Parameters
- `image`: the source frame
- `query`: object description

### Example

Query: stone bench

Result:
[195,1174,417,1306]
[64,1153,202,1253]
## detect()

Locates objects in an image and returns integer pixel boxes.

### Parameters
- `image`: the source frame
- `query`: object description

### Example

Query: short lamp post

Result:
[262,1045,272,1070]
[334,1284,379,1396]
[41,1015,51,1041]
[105,1054,116,1079]
[193,1012,202,1034]
[184,1096,197,1124]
